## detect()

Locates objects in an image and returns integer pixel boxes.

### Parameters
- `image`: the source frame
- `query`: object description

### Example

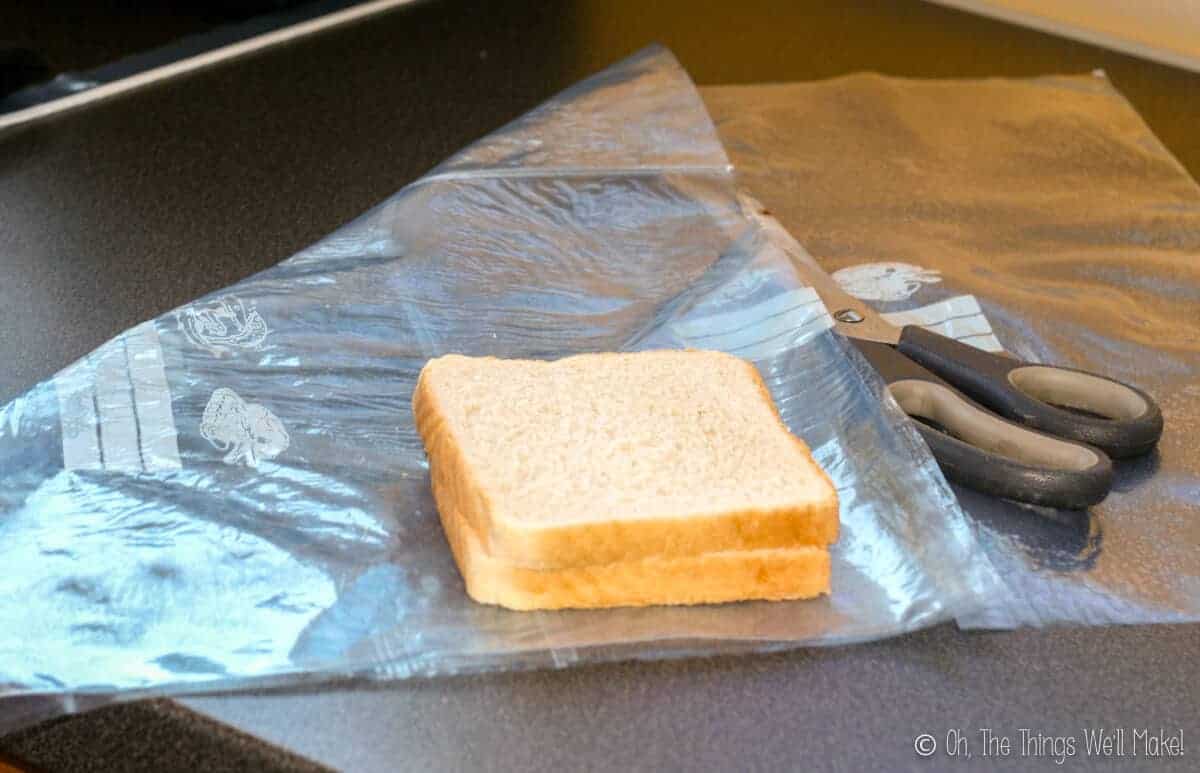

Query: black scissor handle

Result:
[897,325,1163,459]
[851,339,1113,509]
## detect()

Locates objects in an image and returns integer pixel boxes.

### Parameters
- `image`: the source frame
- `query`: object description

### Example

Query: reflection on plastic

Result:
[0,47,996,731]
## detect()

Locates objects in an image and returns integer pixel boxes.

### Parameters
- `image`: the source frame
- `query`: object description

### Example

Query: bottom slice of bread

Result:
[435,475,831,611]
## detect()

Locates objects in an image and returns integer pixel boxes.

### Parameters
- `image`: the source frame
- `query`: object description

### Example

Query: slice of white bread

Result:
[435,474,831,610]
[413,350,838,569]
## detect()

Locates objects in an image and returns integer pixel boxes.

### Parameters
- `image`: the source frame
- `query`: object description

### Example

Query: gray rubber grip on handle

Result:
[897,325,1163,459]
[893,379,1113,509]
[851,338,1113,509]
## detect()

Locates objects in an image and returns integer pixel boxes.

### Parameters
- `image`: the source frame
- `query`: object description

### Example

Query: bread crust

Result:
[433,469,831,610]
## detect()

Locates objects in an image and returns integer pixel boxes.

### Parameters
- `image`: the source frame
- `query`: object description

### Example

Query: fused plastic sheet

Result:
[703,73,1200,628]
[0,47,996,728]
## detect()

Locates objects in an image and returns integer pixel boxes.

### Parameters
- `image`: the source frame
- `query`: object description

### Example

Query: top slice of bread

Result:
[413,350,838,569]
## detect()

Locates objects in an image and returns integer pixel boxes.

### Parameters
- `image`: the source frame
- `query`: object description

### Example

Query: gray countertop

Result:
[181,623,1199,772]
[1,1,1198,770]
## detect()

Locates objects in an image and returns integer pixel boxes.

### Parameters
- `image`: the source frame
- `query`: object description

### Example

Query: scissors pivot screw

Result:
[834,308,865,324]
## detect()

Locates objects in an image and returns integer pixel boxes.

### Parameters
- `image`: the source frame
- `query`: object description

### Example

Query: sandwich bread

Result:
[413,350,838,609]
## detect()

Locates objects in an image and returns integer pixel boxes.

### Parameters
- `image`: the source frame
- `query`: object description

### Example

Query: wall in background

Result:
[932,0,1200,73]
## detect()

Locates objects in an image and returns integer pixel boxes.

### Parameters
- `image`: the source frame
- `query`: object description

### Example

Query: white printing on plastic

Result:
[55,321,182,472]
[177,296,271,356]
[200,387,289,468]
[832,262,942,302]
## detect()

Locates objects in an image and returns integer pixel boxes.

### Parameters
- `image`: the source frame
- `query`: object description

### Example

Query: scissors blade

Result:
[737,191,901,346]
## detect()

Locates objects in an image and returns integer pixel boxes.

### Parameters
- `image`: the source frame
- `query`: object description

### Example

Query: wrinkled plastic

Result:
[0,47,997,729]
[703,73,1200,628]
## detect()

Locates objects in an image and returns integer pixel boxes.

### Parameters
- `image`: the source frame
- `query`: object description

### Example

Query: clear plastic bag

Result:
[703,74,1200,629]
[0,47,998,730]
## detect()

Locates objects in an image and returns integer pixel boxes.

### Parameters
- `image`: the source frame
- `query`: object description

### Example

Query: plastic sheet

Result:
[703,73,1200,628]
[0,47,997,729]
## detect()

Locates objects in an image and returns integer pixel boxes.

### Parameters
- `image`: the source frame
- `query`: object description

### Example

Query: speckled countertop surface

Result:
[1,1,1198,770]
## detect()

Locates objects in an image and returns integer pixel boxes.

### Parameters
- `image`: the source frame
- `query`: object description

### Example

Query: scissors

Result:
[742,193,1164,510]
